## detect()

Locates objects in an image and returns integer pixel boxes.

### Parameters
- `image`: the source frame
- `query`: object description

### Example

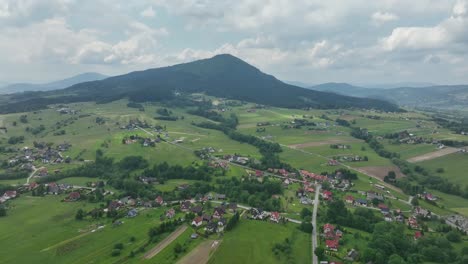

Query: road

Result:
[312,184,321,264]
[26,166,38,184]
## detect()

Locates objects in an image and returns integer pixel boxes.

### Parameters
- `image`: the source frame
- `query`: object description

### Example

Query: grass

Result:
[56,177,99,186]
[417,152,468,186]
[0,194,171,264]
[208,220,311,264]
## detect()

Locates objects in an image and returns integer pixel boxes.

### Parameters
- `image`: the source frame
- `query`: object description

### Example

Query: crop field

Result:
[207,220,311,264]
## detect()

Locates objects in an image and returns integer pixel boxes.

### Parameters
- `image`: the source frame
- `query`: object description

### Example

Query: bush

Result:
[114,243,124,250]
[111,249,121,256]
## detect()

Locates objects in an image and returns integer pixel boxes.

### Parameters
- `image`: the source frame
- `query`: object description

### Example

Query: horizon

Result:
[1,0,468,85]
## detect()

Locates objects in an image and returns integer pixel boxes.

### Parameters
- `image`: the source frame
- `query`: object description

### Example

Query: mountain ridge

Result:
[0,54,400,113]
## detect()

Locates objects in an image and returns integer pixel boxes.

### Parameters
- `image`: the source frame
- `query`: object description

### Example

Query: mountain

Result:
[308,83,468,110]
[0,72,108,94]
[358,82,437,89]
[0,54,400,113]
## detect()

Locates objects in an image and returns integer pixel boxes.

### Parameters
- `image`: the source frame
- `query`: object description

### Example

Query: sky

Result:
[0,0,468,85]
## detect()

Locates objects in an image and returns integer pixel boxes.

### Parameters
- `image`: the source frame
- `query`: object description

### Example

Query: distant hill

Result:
[309,83,468,110]
[0,55,400,113]
[0,72,108,94]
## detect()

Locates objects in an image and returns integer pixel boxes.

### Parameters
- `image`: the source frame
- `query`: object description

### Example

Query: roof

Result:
[325,240,339,248]
[414,231,423,239]
[345,195,354,201]
[69,192,81,199]
[193,216,203,224]
[271,211,280,219]
[324,223,335,230]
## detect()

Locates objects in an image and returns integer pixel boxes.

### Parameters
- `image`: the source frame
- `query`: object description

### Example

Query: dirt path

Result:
[407,147,458,163]
[143,225,188,259]
[177,240,221,264]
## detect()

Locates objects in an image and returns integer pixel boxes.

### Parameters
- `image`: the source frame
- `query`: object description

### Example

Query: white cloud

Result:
[140,6,155,18]
[371,11,399,25]
[380,0,468,51]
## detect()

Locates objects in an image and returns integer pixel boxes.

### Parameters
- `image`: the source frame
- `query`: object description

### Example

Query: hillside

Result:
[0,72,108,94]
[0,55,400,113]
[310,83,468,110]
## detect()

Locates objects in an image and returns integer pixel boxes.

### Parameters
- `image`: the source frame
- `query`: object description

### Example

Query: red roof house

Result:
[191,216,203,227]
[67,192,81,201]
[414,231,423,240]
[322,190,333,200]
[155,196,164,205]
[270,212,281,223]
[325,240,339,251]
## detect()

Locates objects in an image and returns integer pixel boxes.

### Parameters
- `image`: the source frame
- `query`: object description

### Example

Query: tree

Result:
[174,243,183,254]
[300,208,312,219]
[388,254,407,264]
[299,221,313,233]
[0,206,6,217]
[75,209,85,220]
[314,246,325,260]
[411,197,419,206]
[446,230,461,242]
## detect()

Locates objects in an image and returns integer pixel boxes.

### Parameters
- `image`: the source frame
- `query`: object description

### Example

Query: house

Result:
[425,193,437,201]
[155,196,164,206]
[384,213,393,222]
[216,194,226,200]
[270,212,281,223]
[213,207,225,219]
[67,192,81,201]
[28,182,39,191]
[345,195,355,204]
[47,182,59,195]
[414,231,423,240]
[255,170,263,177]
[367,191,384,201]
[192,216,203,227]
[108,201,122,211]
[202,213,212,222]
[335,229,343,238]
[301,196,313,205]
[408,217,418,229]
[322,190,333,200]
[356,198,367,206]
[191,205,203,214]
[206,221,218,233]
[3,190,17,200]
[127,209,138,218]
[328,159,339,166]
[166,208,176,219]
[323,223,335,238]
[180,201,192,212]
[346,249,359,261]
[306,187,315,193]
[378,203,390,213]
[228,203,238,212]
[325,240,339,251]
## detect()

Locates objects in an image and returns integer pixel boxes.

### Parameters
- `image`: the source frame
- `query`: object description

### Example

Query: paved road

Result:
[312,184,321,264]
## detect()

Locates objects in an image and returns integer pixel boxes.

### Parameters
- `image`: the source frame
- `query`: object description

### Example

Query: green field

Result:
[208,220,311,264]
[0,195,177,264]
[418,152,468,186]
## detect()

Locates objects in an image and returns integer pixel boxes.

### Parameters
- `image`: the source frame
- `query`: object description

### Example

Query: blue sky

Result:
[0,0,467,85]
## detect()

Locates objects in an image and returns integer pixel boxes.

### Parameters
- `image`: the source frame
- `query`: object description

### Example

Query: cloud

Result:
[371,11,399,25]
[140,6,155,18]
[380,0,468,51]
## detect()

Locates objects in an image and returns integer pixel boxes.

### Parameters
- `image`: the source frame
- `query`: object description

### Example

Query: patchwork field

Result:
[407,147,459,163]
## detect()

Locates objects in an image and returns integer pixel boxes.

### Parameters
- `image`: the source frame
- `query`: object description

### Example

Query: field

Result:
[0,194,181,264]
[207,220,311,264]
[417,152,468,185]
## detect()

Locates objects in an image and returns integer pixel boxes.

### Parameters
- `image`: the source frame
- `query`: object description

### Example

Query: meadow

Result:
[207,220,311,264]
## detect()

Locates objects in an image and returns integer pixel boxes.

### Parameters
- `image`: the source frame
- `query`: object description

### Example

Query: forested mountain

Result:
[0,54,400,113]
[309,82,468,110]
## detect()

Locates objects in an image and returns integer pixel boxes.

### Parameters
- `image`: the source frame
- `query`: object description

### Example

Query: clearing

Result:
[177,240,221,264]
[407,147,459,163]
[143,225,188,259]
